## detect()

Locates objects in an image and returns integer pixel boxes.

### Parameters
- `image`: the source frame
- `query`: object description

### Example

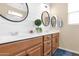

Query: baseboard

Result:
[59,47,79,54]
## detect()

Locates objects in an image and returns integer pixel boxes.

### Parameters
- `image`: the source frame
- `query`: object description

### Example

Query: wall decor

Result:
[34,19,42,27]
[51,16,63,28]
[57,16,63,28]
[0,3,29,22]
[34,19,42,33]
[51,16,57,27]
[41,11,50,26]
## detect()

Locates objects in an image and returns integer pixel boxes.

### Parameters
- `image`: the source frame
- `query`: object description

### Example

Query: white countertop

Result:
[0,30,60,44]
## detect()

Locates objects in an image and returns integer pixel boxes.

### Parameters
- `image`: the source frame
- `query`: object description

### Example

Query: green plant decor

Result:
[34,19,42,26]
[34,19,42,33]
[36,27,42,33]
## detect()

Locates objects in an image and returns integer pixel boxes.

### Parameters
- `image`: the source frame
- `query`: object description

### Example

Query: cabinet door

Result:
[44,35,51,41]
[0,43,18,56]
[51,33,59,53]
[44,40,51,56]
[15,51,26,56]
[26,44,43,56]
[16,36,43,52]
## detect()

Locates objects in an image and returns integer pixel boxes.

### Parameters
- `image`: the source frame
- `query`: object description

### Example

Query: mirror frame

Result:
[51,16,57,27]
[57,16,63,28]
[41,11,50,26]
[0,3,29,22]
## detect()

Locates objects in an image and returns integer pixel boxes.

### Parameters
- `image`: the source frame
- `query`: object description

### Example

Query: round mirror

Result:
[57,16,63,28]
[0,3,29,22]
[51,16,57,27]
[41,11,50,26]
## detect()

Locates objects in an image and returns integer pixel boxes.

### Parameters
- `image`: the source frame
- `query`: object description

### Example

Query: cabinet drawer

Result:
[16,36,43,51]
[44,40,51,55]
[52,37,59,47]
[26,44,43,56]
[44,35,51,41]
[51,33,59,38]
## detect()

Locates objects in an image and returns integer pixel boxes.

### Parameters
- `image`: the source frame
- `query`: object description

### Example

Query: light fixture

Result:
[0,3,29,22]
[8,10,23,17]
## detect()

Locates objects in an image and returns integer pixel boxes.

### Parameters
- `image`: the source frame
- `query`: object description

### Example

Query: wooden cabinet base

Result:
[0,33,59,56]
[43,35,52,56]
[51,33,59,53]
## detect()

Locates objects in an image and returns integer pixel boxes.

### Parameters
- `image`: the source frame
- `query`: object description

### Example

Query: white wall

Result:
[50,3,79,53]
[0,3,52,36]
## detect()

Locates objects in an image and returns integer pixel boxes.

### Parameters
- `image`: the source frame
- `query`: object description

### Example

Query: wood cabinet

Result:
[51,33,59,53]
[44,40,51,56]
[0,36,43,56]
[15,36,43,54]
[0,33,59,56]
[43,35,51,56]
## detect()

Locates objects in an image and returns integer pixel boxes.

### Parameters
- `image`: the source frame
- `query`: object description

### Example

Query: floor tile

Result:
[52,48,79,56]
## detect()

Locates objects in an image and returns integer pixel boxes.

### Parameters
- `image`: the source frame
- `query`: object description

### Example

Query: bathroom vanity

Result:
[0,33,59,56]
[0,3,62,56]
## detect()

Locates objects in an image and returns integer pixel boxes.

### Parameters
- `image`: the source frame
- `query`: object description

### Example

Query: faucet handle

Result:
[10,32,18,36]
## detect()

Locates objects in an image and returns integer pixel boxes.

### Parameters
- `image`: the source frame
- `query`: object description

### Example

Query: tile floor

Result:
[52,48,79,56]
